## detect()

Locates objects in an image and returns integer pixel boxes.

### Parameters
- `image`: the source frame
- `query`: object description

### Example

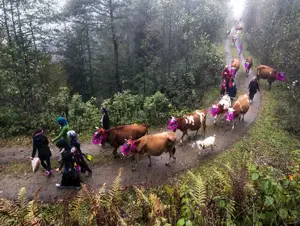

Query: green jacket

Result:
[53,124,70,144]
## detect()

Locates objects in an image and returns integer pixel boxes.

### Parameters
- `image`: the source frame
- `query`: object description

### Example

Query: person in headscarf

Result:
[55,139,81,189]
[67,130,92,176]
[31,128,52,177]
[100,107,110,130]
[222,65,230,80]
[248,76,260,104]
[52,116,70,145]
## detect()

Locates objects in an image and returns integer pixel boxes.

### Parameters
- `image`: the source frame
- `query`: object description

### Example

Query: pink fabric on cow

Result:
[211,104,220,116]
[168,118,179,131]
[226,108,235,121]
[121,141,136,156]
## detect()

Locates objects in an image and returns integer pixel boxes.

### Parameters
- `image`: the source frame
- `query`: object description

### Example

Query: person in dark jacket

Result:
[220,79,227,97]
[67,130,92,176]
[100,107,110,130]
[55,139,81,189]
[248,76,260,104]
[31,129,52,177]
[228,79,237,104]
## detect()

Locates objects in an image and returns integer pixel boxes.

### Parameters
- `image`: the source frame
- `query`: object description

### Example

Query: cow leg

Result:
[113,148,118,159]
[172,147,176,160]
[166,152,171,166]
[268,80,272,90]
[193,129,199,139]
[221,115,224,127]
[131,154,135,161]
[132,153,139,171]
[242,114,245,122]
[148,156,152,167]
[232,119,236,130]
[180,132,186,144]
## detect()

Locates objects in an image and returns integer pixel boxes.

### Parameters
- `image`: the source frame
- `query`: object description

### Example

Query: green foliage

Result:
[0,86,99,137]
[243,0,300,135]
[247,164,300,225]
[102,90,172,126]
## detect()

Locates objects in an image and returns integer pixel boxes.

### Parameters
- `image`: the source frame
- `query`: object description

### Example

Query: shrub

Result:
[102,90,172,126]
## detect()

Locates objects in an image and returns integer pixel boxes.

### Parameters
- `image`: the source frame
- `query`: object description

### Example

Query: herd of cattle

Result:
[92,37,285,171]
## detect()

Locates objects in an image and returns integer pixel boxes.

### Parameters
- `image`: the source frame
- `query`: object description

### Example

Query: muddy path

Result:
[0,36,261,201]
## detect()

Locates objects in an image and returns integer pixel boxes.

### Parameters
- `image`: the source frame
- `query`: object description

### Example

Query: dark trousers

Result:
[249,91,256,100]
[61,171,81,187]
[220,89,226,96]
[40,157,51,172]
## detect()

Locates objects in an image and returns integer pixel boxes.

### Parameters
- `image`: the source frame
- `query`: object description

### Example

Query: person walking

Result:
[68,130,92,176]
[220,79,227,98]
[55,139,81,189]
[228,79,237,104]
[248,77,260,104]
[238,43,243,56]
[31,129,52,177]
[100,107,110,130]
[52,116,70,145]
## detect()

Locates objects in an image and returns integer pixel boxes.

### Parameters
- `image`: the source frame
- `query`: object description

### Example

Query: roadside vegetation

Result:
[1,83,299,226]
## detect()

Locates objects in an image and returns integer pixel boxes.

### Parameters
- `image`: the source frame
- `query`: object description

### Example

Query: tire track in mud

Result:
[0,36,261,201]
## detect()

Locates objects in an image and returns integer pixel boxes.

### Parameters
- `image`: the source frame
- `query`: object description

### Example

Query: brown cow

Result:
[227,94,250,130]
[123,132,177,171]
[231,58,240,77]
[257,65,285,90]
[245,57,253,76]
[168,110,206,143]
[92,124,148,158]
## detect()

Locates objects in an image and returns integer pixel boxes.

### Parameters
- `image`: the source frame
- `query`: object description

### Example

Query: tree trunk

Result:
[167,11,172,77]
[86,24,94,95]
[2,0,12,48]
[109,0,121,92]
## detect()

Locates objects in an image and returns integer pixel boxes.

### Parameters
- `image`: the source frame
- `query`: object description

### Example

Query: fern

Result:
[108,168,123,206]
[89,183,106,224]
[70,185,89,224]
[0,198,17,225]
[134,186,151,207]
[225,199,236,225]
[0,187,46,226]
[187,170,207,208]
[24,188,46,226]
[16,187,29,221]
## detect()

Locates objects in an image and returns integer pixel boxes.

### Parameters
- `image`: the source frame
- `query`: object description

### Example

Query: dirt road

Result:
[0,36,261,201]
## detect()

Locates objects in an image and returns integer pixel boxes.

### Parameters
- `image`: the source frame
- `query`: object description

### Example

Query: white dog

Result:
[191,134,216,155]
